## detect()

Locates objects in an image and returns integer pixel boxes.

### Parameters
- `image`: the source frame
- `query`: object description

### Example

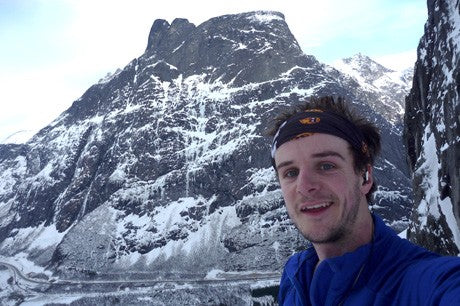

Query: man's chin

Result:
[299,227,345,244]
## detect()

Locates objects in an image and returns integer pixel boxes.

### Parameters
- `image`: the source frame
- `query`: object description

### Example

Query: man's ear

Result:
[360,165,373,193]
[362,171,369,184]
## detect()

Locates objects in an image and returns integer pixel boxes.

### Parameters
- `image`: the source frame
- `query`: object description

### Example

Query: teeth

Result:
[301,202,331,211]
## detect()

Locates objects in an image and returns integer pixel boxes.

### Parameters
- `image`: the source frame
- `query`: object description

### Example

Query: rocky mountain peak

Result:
[146,18,195,51]
[333,53,413,124]
[143,11,307,86]
[342,53,393,75]
[337,53,403,84]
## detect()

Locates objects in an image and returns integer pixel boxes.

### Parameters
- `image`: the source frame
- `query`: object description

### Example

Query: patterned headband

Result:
[271,109,369,159]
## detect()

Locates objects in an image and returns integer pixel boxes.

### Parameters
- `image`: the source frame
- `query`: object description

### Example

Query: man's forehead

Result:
[276,133,351,155]
[275,133,351,161]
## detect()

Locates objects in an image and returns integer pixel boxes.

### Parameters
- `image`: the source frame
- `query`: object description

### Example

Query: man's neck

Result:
[313,212,374,263]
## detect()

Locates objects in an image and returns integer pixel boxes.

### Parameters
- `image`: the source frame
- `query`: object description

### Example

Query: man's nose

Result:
[296,170,320,195]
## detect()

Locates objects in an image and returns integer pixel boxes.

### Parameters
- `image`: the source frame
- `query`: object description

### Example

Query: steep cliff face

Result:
[0,11,413,279]
[404,0,460,255]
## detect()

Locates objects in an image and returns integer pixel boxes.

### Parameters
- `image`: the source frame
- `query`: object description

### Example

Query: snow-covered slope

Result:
[404,0,460,256]
[0,11,413,282]
[333,53,413,124]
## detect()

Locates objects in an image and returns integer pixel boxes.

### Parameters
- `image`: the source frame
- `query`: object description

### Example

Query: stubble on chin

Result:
[292,183,362,244]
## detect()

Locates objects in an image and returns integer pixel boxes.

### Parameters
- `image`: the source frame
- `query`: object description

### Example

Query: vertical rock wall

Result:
[404,0,460,255]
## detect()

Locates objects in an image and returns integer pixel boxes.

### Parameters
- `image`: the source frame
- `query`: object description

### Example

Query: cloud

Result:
[374,50,418,71]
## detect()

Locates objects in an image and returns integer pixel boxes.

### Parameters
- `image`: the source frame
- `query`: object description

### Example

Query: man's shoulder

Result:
[283,247,317,275]
[370,238,460,302]
[396,255,460,303]
[404,255,460,278]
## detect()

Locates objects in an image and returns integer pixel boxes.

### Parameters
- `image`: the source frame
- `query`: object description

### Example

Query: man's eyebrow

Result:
[311,150,345,160]
[275,160,293,171]
[275,151,346,171]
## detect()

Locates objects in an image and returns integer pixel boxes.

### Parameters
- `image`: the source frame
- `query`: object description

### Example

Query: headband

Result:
[271,109,369,159]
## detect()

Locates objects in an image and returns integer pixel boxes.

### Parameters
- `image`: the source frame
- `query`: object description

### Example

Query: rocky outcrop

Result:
[404,0,460,255]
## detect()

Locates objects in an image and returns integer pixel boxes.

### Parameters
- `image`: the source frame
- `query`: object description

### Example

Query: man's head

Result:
[269,96,381,202]
[268,96,381,244]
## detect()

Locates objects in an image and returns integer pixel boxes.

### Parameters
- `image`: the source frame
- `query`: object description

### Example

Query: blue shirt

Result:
[278,214,460,305]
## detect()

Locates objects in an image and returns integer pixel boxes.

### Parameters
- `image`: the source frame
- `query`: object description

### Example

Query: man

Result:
[269,96,460,305]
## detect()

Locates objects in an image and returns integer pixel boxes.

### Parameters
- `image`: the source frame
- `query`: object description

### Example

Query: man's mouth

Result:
[300,202,333,213]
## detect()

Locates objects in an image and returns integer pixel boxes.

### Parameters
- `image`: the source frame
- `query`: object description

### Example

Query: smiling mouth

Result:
[300,202,333,213]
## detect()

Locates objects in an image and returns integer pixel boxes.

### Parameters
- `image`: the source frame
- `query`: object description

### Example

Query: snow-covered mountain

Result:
[332,53,413,125]
[0,11,413,301]
[404,0,460,256]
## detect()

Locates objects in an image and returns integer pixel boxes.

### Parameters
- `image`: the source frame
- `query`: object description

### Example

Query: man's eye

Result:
[319,163,335,171]
[284,169,299,178]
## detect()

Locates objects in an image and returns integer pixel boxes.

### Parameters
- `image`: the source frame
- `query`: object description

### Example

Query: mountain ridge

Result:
[0,11,412,283]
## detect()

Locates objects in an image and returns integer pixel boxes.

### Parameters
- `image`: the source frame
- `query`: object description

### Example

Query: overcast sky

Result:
[0,0,427,143]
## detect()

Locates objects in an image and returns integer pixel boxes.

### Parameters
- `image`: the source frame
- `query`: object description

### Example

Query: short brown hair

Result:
[267,96,381,203]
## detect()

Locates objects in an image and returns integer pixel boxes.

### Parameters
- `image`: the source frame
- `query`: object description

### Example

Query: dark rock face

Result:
[404,0,460,255]
[144,12,308,86]
[0,11,413,278]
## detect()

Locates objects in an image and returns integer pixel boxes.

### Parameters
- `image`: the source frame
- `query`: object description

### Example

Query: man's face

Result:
[274,133,371,244]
